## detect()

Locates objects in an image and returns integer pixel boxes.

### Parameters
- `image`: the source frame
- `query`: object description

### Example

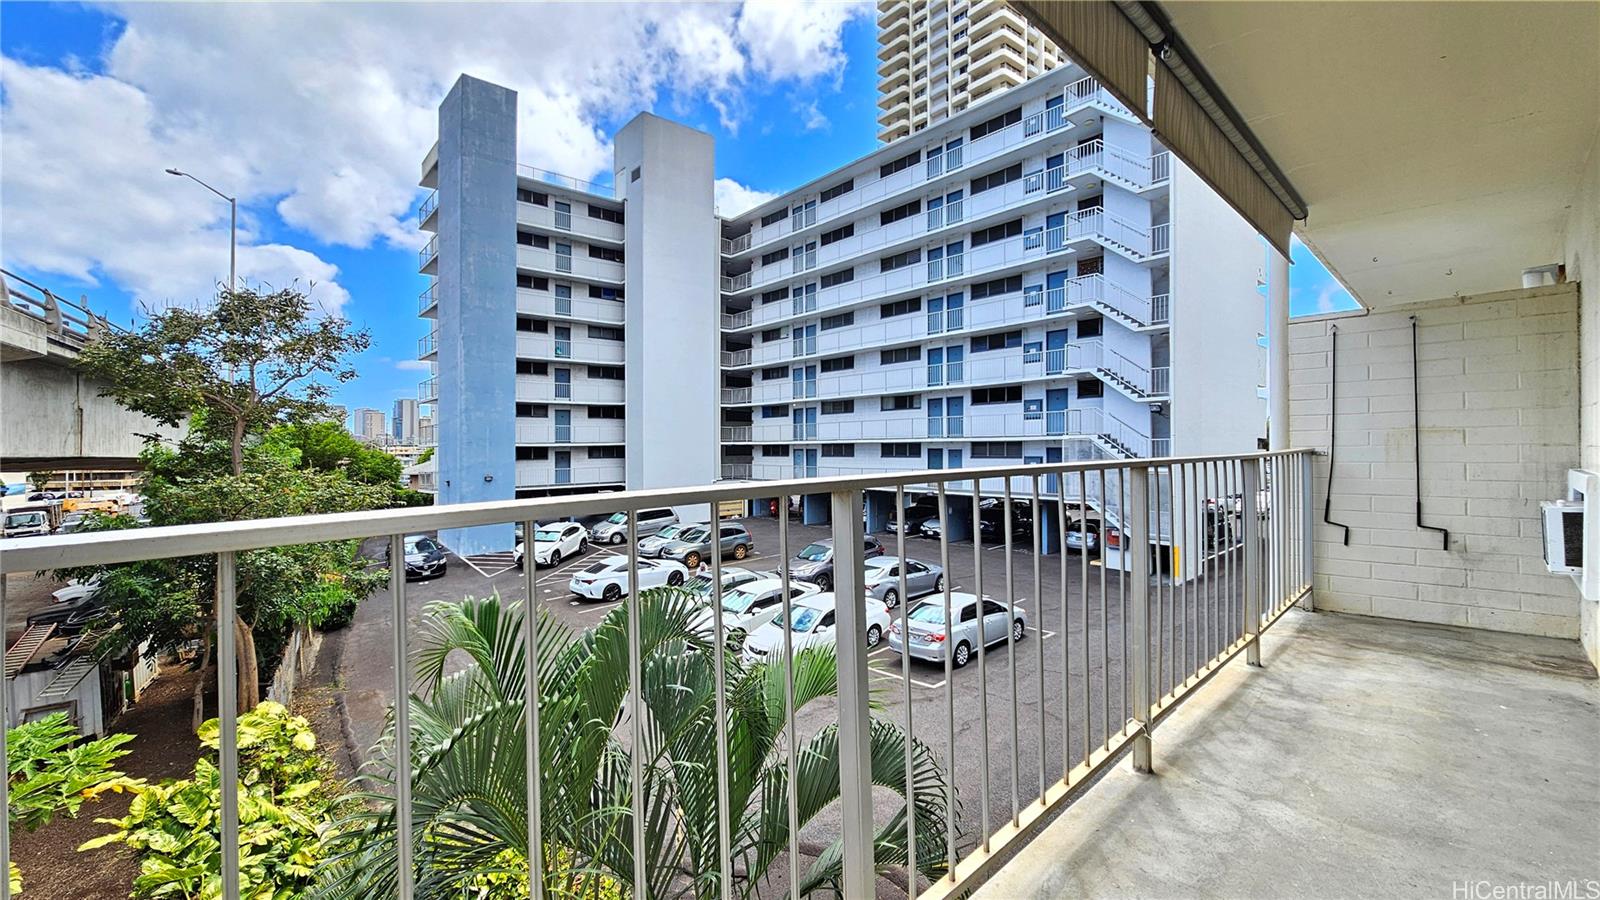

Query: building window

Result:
[821,399,855,415]
[589,365,625,380]
[880,442,922,458]
[821,443,855,458]
[760,209,787,227]
[819,178,854,202]
[761,405,789,418]
[1077,379,1103,399]
[517,274,549,290]
[516,318,547,333]
[589,245,624,263]
[761,444,788,457]
[879,150,921,178]
[881,346,921,365]
[588,325,624,341]
[518,189,548,206]
[819,268,855,289]
[761,328,784,343]
[969,106,1022,141]
[1078,317,1103,339]
[880,199,922,227]
[589,285,623,300]
[587,406,624,419]
[761,366,789,380]
[971,219,1022,247]
[761,247,790,266]
[587,446,625,459]
[971,275,1023,299]
[970,441,1023,459]
[820,223,854,246]
[971,385,1023,405]
[880,297,922,319]
[971,330,1022,353]
[516,360,548,376]
[589,205,624,224]
[821,355,854,373]
[761,287,790,305]
[515,446,550,461]
[516,403,548,418]
[820,311,855,330]
[970,163,1023,195]
[880,248,922,273]
[881,394,921,411]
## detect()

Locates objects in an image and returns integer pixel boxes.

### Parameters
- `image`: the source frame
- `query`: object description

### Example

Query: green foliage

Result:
[265,421,403,487]
[300,582,359,632]
[26,471,55,492]
[8,714,136,833]
[316,590,952,899]
[415,447,434,465]
[391,488,434,508]
[80,702,346,899]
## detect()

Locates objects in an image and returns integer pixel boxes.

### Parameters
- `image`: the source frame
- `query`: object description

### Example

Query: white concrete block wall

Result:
[1290,283,1581,639]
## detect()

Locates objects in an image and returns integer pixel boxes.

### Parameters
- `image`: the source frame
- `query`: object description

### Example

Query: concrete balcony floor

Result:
[974,609,1600,899]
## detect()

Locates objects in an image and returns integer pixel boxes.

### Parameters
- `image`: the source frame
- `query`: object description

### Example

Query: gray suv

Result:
[786,536,884,592]
[660,522,755,569]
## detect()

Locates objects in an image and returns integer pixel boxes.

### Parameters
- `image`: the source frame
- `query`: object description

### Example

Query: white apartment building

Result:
[877,0,1067,143]
[351,407,387,443]
[418,66,1264,552]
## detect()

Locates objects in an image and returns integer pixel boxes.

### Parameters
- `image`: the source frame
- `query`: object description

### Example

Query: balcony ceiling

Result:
[1159,1,1599,309]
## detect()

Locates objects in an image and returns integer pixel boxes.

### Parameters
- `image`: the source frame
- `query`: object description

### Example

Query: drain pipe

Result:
[1411,316,1449,550]
[1323,324,1350,545]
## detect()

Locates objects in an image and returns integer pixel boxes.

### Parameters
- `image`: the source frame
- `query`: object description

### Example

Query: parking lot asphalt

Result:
[332,512,1250,885]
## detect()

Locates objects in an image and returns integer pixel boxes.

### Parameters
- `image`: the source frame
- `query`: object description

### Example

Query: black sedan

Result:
[401,535,448,580]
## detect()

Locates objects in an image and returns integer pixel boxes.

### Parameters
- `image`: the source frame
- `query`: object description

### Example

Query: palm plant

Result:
[318,588,952,898]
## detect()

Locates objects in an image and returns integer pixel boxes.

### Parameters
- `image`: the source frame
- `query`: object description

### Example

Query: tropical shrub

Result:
[316,589,952,899]
[6,714,137,894]
[80,701,346,899]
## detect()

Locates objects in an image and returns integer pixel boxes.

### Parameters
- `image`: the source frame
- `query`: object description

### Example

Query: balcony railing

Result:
[418,189,438,227]
[720,425,752,442]
[418,283,438,315]
[721,387,751,404]
[418,329,437,359]
[517,164,615,199]
[1151,222,1171,255]
[721,232,752,255]
[0,450,1314,900]
[417,376,437,402]
[1150,151,1171,184]
[418,235,438,271]
[1151,292,1170,325]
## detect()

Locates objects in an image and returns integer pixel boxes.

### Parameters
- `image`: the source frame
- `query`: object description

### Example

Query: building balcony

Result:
[417,375,437,403]
[515,332,625,366]
[517,200,624,246]
[419,282,438,317]
[515,375,624,405]
[419,140,438,188]
[516,245,624,284]
[516,287,624,325]
[418,235,438,274]
[515,458,625,488]
[516,419,625,445]
[418,189,439,230]
[418,329,437,360]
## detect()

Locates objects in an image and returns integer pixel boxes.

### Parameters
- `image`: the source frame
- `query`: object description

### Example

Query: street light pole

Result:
[166,167,237,291]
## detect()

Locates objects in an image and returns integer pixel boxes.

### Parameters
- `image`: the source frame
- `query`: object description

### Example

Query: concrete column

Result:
[802,493,830,525]
[864,490,894,535]
[943,493,973,543]
[1268,246,1291,450]
[1039,499,1061,555]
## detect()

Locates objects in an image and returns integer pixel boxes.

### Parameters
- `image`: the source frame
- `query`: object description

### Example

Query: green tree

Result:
[317,590,952,898]
[7,713,138,893]
[266,420,403,487]
[26,471,56,492]
[415,447,434,465]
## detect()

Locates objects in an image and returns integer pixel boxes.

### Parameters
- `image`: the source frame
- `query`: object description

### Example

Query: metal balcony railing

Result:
[1152,366,1171,396]
[1150,151,1171,184]
[418,235,438,271]
[721,232,752,255]
[1151,222,1171,255]
[517,164,615,199]
[720,425,752,442]
[418,283,438,315]
[721,387,751,404]
[418,190,438,227]
[0,450,1315,900]
[418,330,437,359]
[1151,293,1170,325]
[721,349,751,367]
[417,376,437,402]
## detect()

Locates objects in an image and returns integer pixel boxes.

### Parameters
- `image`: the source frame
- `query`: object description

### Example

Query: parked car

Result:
[401,535,447,580]
[786,536,884,591]
[682,566,762,600]
[690,577,819,645]
[978,504,1034,542]
[637,522,698,558]
[515,521,589,569]
[55,511,92,534]
[1063,520,1101,554]
[568,555,687,601]
[4,507,57,539]
[590,507,679,545]
[862,556,944,608]
[26,492,55,502]
[660,522,755,569]
[884,497,940,536]
[918,518,944,539]
[27,593,107,635]
[887,592,1027,668]
[52,574,104,605]
[742,591,892,665]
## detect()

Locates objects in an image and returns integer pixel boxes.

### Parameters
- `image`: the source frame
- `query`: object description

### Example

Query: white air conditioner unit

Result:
[1540,500,1584,575]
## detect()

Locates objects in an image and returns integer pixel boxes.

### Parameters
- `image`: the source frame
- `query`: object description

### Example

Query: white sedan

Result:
[568,555,687,602]
[689,578,819,644]
[742,592,892,665]
[516,521,589,569]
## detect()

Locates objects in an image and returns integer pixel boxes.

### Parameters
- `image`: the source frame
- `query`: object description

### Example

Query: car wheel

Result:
[816,573,833,592]
[866,624,883,648]
[579,538,588,553]
[667,571,685,587]
[883,588,898,609]
[516,557,524,571]
[548,549,561,567]
[1012,619,1025,642]
[602,584,622,603]
[953,641,972,668]
[610,533,625,545]
[684,552,701,570]
[933,575,944,592]
[732,544,748,560]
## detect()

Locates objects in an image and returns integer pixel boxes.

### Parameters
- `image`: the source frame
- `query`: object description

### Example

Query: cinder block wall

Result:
[1289,283,1581,639]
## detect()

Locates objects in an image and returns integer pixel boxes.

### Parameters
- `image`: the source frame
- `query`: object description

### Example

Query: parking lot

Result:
[335,510,1250,878]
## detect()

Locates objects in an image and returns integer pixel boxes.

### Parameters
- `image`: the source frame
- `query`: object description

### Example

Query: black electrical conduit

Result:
[1323,324,1350,545]
[1412,316,1449,550]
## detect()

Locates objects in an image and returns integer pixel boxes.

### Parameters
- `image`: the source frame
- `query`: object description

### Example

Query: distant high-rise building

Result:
[352,407,387,442]
[327,404,348,425]
[418,414,434,447]
[392,398,420,443]
[876,0,1067,143]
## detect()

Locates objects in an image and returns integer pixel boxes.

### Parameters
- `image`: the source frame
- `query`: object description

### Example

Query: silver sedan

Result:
[887,592,1027,668]
[862,556,944,609]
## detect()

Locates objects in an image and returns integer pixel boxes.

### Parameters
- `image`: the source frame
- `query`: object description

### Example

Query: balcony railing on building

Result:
[0,449,1314,900]
[417,376,437,403]
[1151,222,1171,255]
[418,189,439,227]
[418,330,437,360]
[418,282,438,316]
[516,164,615,199]
[418,235,438,272]
[1150,151,1171,184]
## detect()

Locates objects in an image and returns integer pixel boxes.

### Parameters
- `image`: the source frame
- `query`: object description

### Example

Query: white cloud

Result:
[394,359,434,372]
[714,178,779,217]
[1,2,866,313]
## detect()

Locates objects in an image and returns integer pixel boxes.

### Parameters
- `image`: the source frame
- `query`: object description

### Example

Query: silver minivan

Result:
[886,592,1027,668]
[590,507,678,544]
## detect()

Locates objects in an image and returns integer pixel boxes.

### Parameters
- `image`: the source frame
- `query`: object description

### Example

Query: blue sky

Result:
[0,2,1356,426]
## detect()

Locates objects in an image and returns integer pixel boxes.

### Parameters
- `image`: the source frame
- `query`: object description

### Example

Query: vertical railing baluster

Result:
[1205,461,1215,662]
[778,498,800,900]
[1244,463,1263,666]
[1119,468,1129,733]
[1302,451,1316,609]
[521,521,545,900]
[895,486,917,895]
[625,513,647,896]
[938,480,957,875]
[1002,479,1019,826]
[970,478,990,851]
[830,489,874,900]
[709,503,733,900]
[383,538,418,898]
[1056,472,1072,779]
[1031,476,1045,805]
[1155,466,1165,699]
[1078,470,1089,766]
[218,551,243,900]
[1098,468,1109,751]
[1,577,9,900]
[1127,466,1152,773]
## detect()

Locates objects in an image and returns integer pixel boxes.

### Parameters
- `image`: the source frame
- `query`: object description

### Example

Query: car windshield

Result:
[652,524,684,541]
[534,529,564,542]
[720,589,759,614]
[908,602,955,625]
[786,607,823,632]
[404,538,428,553]
[6,513,43,526]
[582,561,612,574]
[605,512,628,525]
[795,543,830,562]
[679,527,710,542]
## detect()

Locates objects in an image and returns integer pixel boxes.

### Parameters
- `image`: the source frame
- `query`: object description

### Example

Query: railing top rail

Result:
[1,266,124,339]
[517,164,615,199]
[0,449,1316,573]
